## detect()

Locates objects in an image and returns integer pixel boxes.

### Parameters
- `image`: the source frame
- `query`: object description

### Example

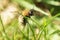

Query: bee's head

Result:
[26,9,34,17]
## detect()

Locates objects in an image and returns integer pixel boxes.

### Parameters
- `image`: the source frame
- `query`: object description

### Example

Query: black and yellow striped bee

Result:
[18,9,34,26]
[21,9,34,25]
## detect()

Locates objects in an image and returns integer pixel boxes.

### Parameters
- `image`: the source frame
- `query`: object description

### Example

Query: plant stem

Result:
[0,15,10,40]
[27,21,36,40]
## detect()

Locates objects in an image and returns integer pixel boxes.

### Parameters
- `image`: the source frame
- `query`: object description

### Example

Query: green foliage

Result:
[0,0,60,40]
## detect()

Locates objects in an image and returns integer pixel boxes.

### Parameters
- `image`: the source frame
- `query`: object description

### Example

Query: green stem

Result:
[0,15,10,40]
[27,23,29,40]
[18,26,28,40]
[27,21,36,40]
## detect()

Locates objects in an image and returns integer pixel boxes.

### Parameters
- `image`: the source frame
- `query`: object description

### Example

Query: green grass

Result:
[0,0,60,40]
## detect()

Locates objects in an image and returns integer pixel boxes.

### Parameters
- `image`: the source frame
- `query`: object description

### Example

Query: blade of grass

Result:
[53,13,60,18]
[26,23,29,40]
[30,17,42,29]
[0,15,10,40]
[27,21,36,40]
[17,26,28,40]
[23,16,37,40]
[44,0,60,6]
[13,0,50,16]
[49,30,60,36]
[24,17,36,40]
[38,18,51,40]
[0,16,5,33]
[38,24,47,40]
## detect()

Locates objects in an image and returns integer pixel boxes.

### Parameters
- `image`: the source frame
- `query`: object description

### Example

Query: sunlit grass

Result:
[0,0,60,40]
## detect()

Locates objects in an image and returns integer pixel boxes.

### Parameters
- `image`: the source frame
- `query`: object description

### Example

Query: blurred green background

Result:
[0,0,60,40]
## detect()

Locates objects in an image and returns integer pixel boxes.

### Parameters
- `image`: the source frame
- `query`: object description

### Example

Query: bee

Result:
[21,9,34,25]
[18,9,34,27]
